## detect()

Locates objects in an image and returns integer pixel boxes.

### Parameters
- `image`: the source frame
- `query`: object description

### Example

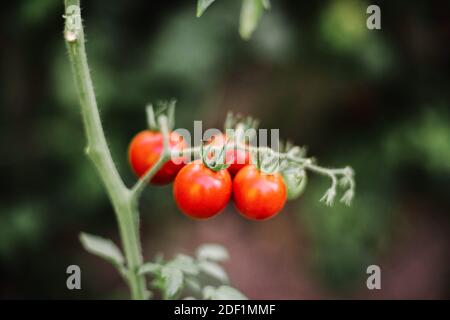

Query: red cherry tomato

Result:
[173,160,232,219]
[206,133,250,176]
[233,165,286,220]
[226,148,250,177]
[128,130,186,185]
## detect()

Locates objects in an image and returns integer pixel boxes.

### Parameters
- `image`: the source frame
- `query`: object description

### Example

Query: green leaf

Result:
[79,232,124,266]
[139,262,161,275]
[239,0,266,40]
[185,276,202,293]
[203,286,217,299]
[196,244,229,262]
[203,285,247,300]
[198,260,229,283]
[214,286,248,300]
[161,267,184,299]
[153,252,164,264]
[166,254,199,275]
[262,0,271,9]
[197,0,216,17]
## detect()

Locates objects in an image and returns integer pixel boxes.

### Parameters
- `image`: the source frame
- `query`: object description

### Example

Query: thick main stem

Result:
[64,0,146,299]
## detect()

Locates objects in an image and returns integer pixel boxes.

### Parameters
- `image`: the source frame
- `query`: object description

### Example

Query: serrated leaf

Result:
[203,285,247,300]
[196,244,229,262]
[198,261,229,283]
[239,0,265,40]
[185,276,202,293]
[79,232,124,266]
[166,254,199,275]
[161,267,184,299]
[212,286,247,300]
[197,0,216,17]
[139,262,161,275]
[202,286,217,299]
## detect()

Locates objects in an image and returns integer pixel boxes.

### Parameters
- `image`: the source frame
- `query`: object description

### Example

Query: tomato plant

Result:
[173,160,232,219]
[233,165,287,220]
[64,0,355,300]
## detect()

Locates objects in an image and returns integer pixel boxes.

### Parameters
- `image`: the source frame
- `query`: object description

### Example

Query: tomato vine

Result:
[64,0,355,300]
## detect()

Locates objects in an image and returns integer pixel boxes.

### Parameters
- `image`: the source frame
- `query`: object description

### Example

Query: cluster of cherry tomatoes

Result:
[128,130,289,220]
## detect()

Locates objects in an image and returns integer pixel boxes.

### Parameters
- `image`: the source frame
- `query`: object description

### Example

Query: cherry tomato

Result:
[206,133,250,176]
[173,160,232,219]
[128,130,186,185]
[233,165,286,220]
[226,148,250,176]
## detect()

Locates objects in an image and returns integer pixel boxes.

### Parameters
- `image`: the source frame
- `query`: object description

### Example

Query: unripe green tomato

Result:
[283,170,308,200]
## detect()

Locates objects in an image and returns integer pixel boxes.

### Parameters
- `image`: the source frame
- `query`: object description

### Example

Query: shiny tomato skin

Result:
[226,148,251,177]
[173,161,232,219]
[128,130,186,185]
[233,165,286,220]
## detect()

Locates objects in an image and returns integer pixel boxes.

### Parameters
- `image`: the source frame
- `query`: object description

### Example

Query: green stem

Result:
[64,0,147,300]
[177,143,355,205]
[176,145,352,182]
[131,116,171,201]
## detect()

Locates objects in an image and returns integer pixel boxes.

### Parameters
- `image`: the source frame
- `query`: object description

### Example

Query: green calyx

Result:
[146,99,176,131]
[253,147,280,175]
[201,142,230,172]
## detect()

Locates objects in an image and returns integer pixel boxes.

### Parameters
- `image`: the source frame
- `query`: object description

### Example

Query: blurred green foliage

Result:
[301,105,450,291]
[320,0,392,77]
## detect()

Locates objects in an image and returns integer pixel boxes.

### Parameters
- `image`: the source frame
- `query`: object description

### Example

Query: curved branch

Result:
[131,116,171,201]
[174,143,356,206]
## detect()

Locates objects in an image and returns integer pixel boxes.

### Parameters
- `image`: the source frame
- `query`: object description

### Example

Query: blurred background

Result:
[1,0,449,299]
